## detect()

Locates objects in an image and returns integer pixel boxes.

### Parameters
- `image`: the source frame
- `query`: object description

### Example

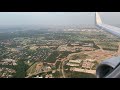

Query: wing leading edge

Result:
[96,12,120,37]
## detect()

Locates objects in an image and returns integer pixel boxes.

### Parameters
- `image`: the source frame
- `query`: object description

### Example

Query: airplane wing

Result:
[96,12,120,37]
[95,12,120,78]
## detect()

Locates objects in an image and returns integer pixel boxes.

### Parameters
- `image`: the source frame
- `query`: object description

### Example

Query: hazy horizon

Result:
[0,12,94,26]
[0,12,120,26]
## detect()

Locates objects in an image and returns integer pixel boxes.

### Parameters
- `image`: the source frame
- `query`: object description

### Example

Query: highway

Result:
[61,59,66,78]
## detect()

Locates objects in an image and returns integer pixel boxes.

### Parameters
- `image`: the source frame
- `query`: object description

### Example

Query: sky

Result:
[0,12,120,26]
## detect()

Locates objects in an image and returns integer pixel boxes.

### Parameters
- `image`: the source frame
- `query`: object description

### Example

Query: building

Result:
[1,59,17,66]
[82,59,95,69]
[66,59,82,67]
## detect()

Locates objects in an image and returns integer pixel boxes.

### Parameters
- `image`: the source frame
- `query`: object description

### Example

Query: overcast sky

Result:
[0,12,120,26]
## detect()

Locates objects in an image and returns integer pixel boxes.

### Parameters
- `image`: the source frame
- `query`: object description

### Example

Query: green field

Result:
[68,53,88,60]
[45,51,59,63]
[98,42,119,51]
[65,71,96,78]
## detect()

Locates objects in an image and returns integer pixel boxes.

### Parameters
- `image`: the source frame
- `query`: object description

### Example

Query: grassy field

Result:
[65,70,96,78]
[68,53,88,60]
[98,42,119,51]
[45,51,59,63]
